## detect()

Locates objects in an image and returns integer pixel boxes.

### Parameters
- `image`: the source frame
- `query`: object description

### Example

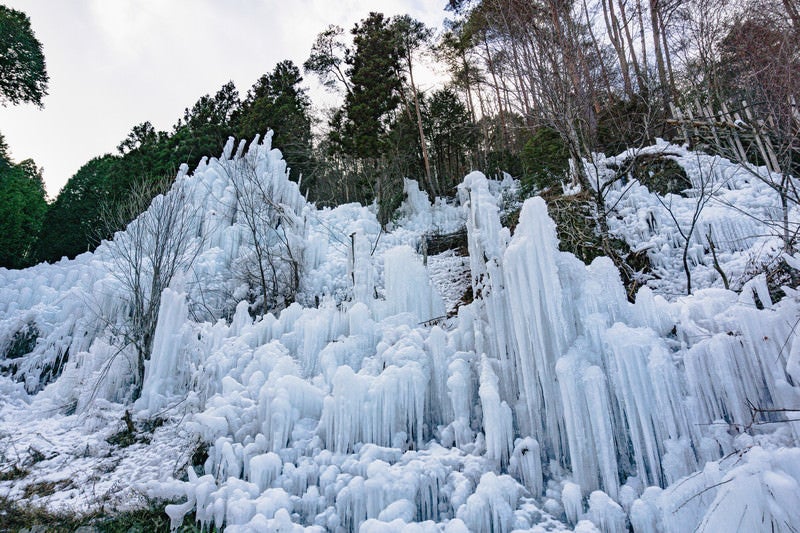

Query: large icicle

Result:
[502,196,571,464]
[458,172,518,406]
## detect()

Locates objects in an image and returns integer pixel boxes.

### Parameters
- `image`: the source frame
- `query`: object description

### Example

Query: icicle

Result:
[587,491,626,533]
[458,172,518,404]
[383,245,445,323]
[556,349,620,499]
[562,482,584,525]
[222,136,235,160]
[478,356,513,467]
[249,452,282,491]
[137,288,190,413]
[503,196,571,463]
[509,437,543,497]
[447,356,475,448]
[455,472,522,533]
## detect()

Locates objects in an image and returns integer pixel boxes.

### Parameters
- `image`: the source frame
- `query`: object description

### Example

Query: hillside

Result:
[1,134,800,532]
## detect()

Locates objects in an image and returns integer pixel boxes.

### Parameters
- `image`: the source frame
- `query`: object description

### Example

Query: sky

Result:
[0,0,449,198]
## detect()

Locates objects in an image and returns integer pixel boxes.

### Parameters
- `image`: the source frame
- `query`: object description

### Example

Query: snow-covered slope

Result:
[592,140,796,296]
[1,136,799,532]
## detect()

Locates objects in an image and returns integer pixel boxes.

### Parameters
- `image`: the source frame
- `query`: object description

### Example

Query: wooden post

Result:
[743,101,774,173]
[721,101,748,164]
[699,100,723,148]
[670,103,690,145]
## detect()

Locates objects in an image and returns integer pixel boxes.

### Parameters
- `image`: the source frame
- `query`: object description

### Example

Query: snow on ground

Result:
[0,396,197,514]
[1,135,799,532]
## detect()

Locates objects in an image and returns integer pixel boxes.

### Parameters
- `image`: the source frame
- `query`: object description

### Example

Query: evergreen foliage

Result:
[303,25,350,93]
[425,88,477,193]
[35,155,116,262]
[0,4,48,107]
[339,12,403,159]
[520,127,570,194]
[0,135,47,268]
[237,60,312,184]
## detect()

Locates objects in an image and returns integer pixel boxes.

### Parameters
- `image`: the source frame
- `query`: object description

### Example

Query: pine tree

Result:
[340,12,403,159]
[303,25,351,94]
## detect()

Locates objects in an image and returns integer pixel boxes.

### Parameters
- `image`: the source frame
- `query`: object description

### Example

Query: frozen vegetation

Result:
[1,134,800,532]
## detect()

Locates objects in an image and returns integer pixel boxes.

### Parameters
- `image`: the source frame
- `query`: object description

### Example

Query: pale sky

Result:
[0,0,448,198]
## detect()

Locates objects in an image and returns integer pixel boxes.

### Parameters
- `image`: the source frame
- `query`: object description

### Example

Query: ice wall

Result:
[0,132,313,402]
[158,163,799,532]
[382,245,445,322]
[2,141,800,533]
[457,169,800,530]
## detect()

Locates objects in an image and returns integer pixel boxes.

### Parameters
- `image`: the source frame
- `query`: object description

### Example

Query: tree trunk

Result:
[636,0,650,86]
[616,0,646,90]
[782,176,792,250]
[583,0,614,99]
[660,12,676,99]
[784,0,800,32]
[482,33,509,151]
[460,49,477,124]
[406,49,437,196]
[649,0,670,107]
[602,0,634,97]
[683,240,692,295]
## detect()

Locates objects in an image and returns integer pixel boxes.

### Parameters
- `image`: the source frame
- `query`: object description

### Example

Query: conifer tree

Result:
[237,60,312,183]
[0,5,48,107]
[340,12,403,159]
[35,155,117,263]
[0,138,47,268]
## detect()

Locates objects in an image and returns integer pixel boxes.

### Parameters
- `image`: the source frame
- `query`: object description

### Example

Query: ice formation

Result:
[1,136,800,532]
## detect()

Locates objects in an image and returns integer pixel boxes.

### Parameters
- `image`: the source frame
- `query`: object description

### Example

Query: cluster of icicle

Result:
[0,132,311,404]
[2,137,800,532]
[147,168,800,531]
[459,170,800,531]
[590,140,790,291]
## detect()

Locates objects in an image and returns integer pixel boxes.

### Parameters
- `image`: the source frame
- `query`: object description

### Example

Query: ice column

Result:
[479,356,514,466]
[603,324,697,487]
[503,196,572,463]
[138,287,190,412]
[383,245,445,322]
[556,347,620,499]
[458,172,518,415]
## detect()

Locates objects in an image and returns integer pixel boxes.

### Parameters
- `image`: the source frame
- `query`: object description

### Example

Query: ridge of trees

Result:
[0,134,47,268]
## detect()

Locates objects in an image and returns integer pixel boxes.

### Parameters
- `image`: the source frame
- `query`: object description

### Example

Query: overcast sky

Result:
[0,0,448,198]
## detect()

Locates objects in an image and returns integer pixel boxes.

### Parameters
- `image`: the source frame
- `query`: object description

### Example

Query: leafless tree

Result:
[99,174,201,398]
[222,155,302,316]
[654,153,725,294]
[669,0,800,251]
[721,3,800,251]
